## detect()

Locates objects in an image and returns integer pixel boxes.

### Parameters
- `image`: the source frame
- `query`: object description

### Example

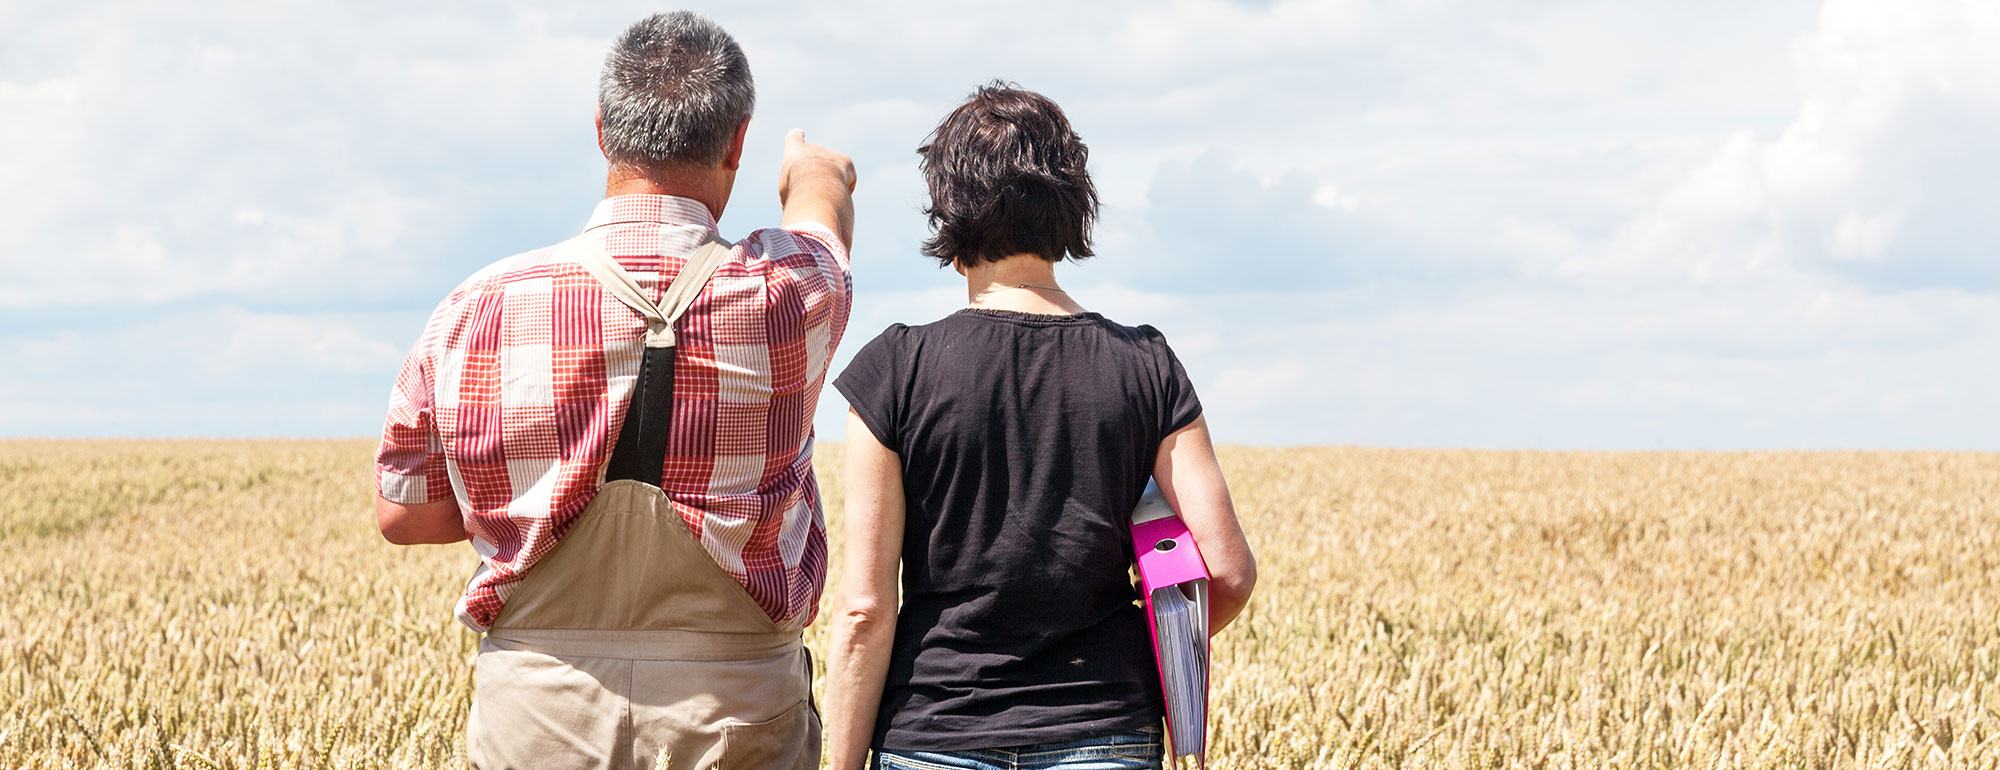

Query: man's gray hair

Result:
[598,12,755,169]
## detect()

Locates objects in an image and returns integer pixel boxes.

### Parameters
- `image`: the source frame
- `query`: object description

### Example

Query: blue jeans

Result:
[874,729,1164,770]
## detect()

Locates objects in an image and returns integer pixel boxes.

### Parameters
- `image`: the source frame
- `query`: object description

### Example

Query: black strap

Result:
[604,345,676,485]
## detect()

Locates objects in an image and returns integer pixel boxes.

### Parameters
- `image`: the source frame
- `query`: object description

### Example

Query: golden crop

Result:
[1,440,1995,768]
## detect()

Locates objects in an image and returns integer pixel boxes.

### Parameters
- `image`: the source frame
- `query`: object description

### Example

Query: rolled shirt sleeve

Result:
[777,222,852,330]
[782,221,850,274]
[752,223,854,390]
[375,339,451,505]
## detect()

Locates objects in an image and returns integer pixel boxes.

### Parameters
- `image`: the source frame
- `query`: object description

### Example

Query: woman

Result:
[825,82,1257,770]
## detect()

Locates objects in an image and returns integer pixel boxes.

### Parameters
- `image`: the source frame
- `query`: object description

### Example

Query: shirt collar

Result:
[584,194,719,233]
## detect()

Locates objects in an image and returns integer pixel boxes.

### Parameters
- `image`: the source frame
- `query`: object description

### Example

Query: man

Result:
[371,12,855,769]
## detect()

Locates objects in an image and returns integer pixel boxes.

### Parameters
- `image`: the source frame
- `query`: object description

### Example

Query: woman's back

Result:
[835,307,1200,749]
[825,81,1254,770]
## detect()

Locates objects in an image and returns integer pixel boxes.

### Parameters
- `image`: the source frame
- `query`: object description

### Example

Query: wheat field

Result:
[1,440,1996,768]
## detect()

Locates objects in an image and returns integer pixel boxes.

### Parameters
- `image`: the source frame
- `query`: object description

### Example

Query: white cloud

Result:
[1114,0,1369,70]
[0,307,411,435]
[0,0,1994,447]
[1050,279,2000,448]
[1830,209,1902,262]
[1564,0,2000,287]
[203,309,406,375]
[1211,359,1312,406]
[0,1,605,309]
[1311,183,1361,213]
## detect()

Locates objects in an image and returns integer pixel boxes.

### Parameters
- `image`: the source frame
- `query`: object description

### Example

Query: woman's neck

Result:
[961,253,1088,315]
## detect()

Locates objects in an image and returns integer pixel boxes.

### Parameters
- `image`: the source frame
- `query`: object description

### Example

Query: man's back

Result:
[372,13,857,767]
[375,193,851,630]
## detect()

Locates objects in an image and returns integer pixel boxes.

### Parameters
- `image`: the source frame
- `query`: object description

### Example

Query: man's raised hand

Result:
[781,129,857,199]
[779,129,857,250]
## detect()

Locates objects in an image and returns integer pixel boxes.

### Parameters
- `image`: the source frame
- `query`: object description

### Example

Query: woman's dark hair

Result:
[918,82,1100,267]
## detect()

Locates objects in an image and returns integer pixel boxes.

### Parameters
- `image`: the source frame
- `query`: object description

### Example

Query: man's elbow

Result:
[376,496,438,545]
[376,495,468,545]
[378,526,421,546]
[376,498,416,545]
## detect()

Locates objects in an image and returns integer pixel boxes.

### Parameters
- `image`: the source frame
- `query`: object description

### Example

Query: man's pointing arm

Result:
[778,128,857,251]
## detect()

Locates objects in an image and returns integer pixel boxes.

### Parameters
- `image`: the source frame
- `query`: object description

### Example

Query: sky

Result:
[1,0,1995,449]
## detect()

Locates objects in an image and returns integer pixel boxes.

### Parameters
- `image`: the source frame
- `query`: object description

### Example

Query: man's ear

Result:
[721,115,751,172]
[595,104,608,159]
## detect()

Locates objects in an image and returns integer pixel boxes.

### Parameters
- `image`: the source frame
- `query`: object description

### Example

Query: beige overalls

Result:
[465,234,819,770]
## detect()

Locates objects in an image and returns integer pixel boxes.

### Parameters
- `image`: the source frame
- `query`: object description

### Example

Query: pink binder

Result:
[1132,480,1210,768]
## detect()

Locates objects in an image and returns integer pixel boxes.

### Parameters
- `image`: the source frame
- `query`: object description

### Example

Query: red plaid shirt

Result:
[375,194,851,631]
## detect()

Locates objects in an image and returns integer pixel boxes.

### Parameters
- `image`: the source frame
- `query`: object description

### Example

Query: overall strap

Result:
[557,233,733,485]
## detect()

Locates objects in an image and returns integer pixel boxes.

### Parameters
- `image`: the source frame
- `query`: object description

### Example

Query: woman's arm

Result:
[826,410,907,770]
[1153,415,1257,634]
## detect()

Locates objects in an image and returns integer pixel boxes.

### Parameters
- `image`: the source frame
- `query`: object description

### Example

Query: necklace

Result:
[972,282,1067,303]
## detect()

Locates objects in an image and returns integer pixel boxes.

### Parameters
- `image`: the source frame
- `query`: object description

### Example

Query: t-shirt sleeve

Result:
[1151,329,1204,438]
[833,326,908,452]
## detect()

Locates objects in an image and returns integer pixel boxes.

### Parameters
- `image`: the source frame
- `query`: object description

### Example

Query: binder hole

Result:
[1154,539,1177,552]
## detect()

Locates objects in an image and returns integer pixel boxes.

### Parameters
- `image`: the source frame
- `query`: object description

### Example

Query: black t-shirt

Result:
[832,308,1203,751]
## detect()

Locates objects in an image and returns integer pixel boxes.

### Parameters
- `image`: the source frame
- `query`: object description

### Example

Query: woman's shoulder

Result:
[1085,313,1175,350]
[859,310,1178,355]
[848,322,916,362]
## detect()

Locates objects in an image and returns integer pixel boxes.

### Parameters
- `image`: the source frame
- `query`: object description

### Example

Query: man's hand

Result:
[779,129,856,250]
[779,128,856,200]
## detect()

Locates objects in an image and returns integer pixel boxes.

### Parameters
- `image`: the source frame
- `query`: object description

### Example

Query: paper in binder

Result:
[1132,479,1210,767]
